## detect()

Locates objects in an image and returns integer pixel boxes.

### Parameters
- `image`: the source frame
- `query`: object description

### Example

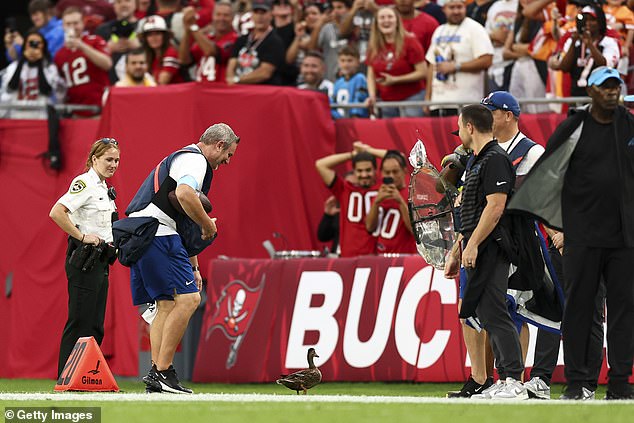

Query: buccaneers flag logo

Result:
[205,277,265,369]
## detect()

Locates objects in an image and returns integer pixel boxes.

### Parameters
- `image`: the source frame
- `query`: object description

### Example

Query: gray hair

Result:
[199,123,240,149]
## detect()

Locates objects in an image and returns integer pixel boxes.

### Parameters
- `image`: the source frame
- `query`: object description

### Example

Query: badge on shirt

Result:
[70,180,86,194]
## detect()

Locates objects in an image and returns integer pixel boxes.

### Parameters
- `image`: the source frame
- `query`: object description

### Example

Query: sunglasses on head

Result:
[28,40,42,49]
[99,138,119,145]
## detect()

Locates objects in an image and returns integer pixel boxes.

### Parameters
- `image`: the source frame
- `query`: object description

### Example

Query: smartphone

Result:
[383,177,394,184]
[64,28,76,42]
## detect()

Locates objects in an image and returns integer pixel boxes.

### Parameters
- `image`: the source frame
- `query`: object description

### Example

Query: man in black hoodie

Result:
[508,66,634,400]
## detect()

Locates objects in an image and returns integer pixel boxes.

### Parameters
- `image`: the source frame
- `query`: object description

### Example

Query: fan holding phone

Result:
[365,150,416,254]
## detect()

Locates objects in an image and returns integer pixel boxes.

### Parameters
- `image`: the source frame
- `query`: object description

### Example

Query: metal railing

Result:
[329,97,592,118]
[0,97,592,119]
[0,103,101,114]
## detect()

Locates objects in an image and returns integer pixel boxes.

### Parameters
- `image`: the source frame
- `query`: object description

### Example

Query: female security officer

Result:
[49,138,120,377]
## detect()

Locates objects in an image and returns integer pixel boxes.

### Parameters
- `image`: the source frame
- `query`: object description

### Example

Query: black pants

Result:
[529,247,605,389]
[57,247,110,377]
[562,245,634,395]
[466,240,525,380]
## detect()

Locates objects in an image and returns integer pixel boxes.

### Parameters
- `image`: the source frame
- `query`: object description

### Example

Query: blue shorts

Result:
[130,235,198,305]
[458,267,467,300]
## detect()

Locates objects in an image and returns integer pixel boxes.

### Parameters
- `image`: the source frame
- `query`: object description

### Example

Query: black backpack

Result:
[495,137,545,290]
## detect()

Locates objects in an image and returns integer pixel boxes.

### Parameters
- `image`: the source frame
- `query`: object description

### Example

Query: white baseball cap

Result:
[142,15,168,33]
[437,0,466,6]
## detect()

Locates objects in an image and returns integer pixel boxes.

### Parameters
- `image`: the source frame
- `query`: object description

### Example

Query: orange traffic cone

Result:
[55,336,119,392]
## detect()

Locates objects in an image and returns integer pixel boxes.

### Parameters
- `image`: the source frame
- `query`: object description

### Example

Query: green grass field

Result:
[1,379,633,423]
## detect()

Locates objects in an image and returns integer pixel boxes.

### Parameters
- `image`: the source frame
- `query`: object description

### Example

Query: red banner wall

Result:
[0,87,572,380]
[193,256,467,383]
[194,257,629,384]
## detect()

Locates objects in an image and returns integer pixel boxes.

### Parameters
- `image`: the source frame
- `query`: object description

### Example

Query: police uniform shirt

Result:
[460,141,514,236]
[130,144,208,237]
[57,167,116,242]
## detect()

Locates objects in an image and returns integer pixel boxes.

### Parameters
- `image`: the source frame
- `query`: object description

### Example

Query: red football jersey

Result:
[375,187,417,254]
[150,46,184,84]
[402,12,438,58]
[330,175,379,257]
[191,31,238,83]
[366,35,425,101]
[54,34,110,108]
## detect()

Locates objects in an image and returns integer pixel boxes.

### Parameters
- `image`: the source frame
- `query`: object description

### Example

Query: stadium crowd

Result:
[2,0,632,401]
[3,0,634,118]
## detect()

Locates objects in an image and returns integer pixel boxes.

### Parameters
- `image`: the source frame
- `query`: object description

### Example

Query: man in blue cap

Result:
[508,66,634,400]
[448,91,550,399]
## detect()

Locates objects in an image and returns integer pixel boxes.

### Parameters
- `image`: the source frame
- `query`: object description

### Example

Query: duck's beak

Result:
[314,353,319,358]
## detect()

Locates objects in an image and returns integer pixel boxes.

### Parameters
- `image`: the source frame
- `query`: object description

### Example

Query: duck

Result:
[276,348,322,394]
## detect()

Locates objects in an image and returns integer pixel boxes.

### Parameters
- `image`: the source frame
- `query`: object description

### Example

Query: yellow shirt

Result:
[114,73,157,87]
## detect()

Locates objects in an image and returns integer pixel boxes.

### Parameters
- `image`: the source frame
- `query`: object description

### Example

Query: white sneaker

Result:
[471,379,505,399]
[525,376,551,399]
[492,378,529,400]
[582,387,595,400]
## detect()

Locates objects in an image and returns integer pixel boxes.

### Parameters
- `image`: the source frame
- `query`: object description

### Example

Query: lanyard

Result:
[246,27,272,53]
[503,131,522,154]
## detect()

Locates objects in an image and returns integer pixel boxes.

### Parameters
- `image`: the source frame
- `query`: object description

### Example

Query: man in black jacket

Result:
[509,66,634,400]
[445,104,528,400]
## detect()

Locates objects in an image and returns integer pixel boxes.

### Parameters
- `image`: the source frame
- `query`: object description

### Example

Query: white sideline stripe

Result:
[1,393,633,405]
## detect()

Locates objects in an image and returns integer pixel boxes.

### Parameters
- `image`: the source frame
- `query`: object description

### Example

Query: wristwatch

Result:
[233,75,240,84]
[189,24,200,32]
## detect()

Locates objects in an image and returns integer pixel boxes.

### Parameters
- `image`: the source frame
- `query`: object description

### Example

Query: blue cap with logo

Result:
[587,66,624,87]
[481,91,521,117]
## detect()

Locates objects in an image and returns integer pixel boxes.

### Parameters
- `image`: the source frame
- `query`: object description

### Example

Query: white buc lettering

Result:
[285,271,343,368]
[379,208,400,239]
[394,266,457,368]
[61,57,90,87]
[343,267,403,367]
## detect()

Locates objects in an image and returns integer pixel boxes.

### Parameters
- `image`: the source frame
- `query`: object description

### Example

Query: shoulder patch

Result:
[70,180,87,194]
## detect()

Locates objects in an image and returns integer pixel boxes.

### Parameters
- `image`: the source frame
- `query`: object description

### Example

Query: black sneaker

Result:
[142,364,162,393]
[155,365,193,394]
[605,391,633,400]
[447,376,493,398]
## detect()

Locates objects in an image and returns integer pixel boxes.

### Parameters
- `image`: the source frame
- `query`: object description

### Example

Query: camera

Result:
[383,177,394,184]
[111,19,135,38]
[5,17,18,32]
[576,13,586,34]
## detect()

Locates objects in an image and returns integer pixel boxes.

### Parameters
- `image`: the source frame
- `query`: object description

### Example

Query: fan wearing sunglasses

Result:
[0,30,64,119]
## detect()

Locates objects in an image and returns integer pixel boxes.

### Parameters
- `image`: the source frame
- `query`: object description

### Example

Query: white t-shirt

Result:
[497,132,545,176]
[485,0,518,84]
[130,144,208,236]
[426,17,495,109]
